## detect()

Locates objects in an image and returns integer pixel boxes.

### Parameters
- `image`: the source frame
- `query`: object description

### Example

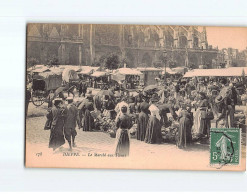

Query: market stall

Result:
[78,66,100,87]
[137,67,163,86]
[111,68,143,89]
[90,71,110,89]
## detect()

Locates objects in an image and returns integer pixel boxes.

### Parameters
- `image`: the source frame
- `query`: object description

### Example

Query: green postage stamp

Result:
[210,128,241,166]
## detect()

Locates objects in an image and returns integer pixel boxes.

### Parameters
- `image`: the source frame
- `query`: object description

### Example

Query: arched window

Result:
[179,36,187,48]
[142,53,152,66]
[193,36,199,48]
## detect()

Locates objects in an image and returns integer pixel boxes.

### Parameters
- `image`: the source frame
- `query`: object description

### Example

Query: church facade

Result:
[27,24,218,68]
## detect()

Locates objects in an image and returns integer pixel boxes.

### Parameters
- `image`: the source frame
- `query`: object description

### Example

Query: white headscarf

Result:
[115,101,129,123]
[149,104,161,121]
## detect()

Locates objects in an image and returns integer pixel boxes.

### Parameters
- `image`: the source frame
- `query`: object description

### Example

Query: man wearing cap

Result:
[79,80,87,97]
[25,86,31,117]
[64,97,79,150]
[86,89,94,102]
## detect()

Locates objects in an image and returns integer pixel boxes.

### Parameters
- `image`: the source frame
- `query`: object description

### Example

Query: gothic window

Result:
[142,53,152,66]
[128,35,133,45]
[193,36,199,48]
[179,36,188,48]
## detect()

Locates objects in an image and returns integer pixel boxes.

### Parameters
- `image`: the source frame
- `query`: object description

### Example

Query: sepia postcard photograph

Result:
[25,23,247,171]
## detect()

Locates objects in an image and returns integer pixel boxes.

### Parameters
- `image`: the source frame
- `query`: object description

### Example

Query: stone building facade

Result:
[217,47,247,67]
[27,24,218,68]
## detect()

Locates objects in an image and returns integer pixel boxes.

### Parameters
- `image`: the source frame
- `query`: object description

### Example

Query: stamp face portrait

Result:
[210,128,241,166]
[25,23,246,171]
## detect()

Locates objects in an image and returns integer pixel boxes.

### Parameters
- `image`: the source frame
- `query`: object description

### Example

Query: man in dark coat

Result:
[230,83,238,111]
[25,87,31,117]
[83,102,95,131]
[64,97,79,150]
[136,102,149,141]
[86,89,94,102]
[79,80,87,97]
[49,99,66,150]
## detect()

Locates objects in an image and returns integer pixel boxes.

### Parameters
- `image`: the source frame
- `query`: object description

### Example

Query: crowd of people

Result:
[42,75,246,156]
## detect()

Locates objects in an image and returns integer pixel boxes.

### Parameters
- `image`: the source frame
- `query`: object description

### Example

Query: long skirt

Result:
[216,118,226,128]
[193,109,211,136]
[83,110,94,131]
[115,128,130,157]
[177,117,192,148]
[49,125,65,150]
[200,118,211,137]
[226,105,234,128]
[193,109,202,135]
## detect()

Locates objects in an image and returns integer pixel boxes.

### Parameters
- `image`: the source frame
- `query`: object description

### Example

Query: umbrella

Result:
[219,86,231,99]
[143,85,163,93]
[54,86,66,98]
[208,85,219,91]
[96,90,114,97]
[78,98,90,110]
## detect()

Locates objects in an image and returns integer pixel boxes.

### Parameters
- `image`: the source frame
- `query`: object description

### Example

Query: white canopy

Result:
[62,68,79,82]
[184,67,246,78]
[91,71,109,77]
[161,67,178,75]
[32,67,50,73]
[79,66,100,75]
[137,67,162,72]
[115,68,143,75]
[59,65,82,72]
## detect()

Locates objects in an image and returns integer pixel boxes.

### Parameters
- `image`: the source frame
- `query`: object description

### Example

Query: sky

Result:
[205,26,247,50]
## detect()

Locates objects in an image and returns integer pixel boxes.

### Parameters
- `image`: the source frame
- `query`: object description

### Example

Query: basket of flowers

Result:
[161,121,179,143]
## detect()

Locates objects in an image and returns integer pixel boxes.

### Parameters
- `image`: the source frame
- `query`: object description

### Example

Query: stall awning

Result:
[116,68,143,75]
[161,67,178,75]
[79,66,100,75]
[59,65,82,72]
[32,67,50,73]
[91,71,109,77]
[62,68,79,82]
[183,67,246,78]
[137,67,162,72]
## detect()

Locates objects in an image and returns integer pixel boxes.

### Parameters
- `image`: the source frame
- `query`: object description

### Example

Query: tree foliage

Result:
[219,62,226,68]
[47,55,60,67]
[188,63,197,70]
[27,57,39,68]
[168,60,176,69]
[93,53,120,69]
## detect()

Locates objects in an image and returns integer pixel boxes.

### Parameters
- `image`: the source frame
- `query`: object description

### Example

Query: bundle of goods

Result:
[91,109,116,132]
[108,129,116,138]
[129,124,137,138]
[161,121,179,143]
[100,117,116,132]
[234,111,246,133]
[241,94,247,106]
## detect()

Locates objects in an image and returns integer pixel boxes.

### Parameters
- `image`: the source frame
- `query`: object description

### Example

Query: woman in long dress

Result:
[215,95,227,128]
[49,99,66,151]
[136,102,149,141]
[145,104,162,144]
[177,106,193,149]
[83,102,95,131]
[193,92,211,137]
[115,105,132,157]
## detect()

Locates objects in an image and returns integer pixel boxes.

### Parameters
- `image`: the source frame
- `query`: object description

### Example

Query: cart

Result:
[31,72,63,106]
